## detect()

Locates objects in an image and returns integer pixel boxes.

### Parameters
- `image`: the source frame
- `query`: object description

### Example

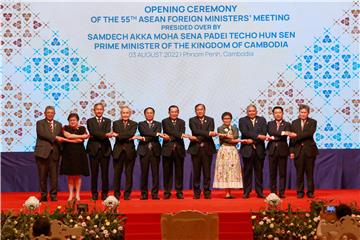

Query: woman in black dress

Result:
[60,113,90,201]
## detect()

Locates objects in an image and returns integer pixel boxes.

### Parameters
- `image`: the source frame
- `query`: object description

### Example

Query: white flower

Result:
[274,238,279,240]
[86,216,91,220]
[224,128,229,132]
[81,222,87,227]
[251,215,256,220]
[103,196,119,208]
[118,226,123,231]
[267,234,273,239]
[269,223,274,228]
[106,221,110,226]
[101,226,105,230]
[305,213,310,217]
[313,216,320,222]
[103,230,108,235]
[259,221,264,225]
[265,193,281,207]
[23,196,40,210]
[112,229,117,234]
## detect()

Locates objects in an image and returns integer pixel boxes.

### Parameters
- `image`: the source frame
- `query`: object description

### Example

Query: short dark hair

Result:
[94,102,104,109]
[336,204,352,220]
[32,216,51,237]
[67,113,79,121]
[221,112,233,120]
[272,106,284,113]
[299,104,310,112]
[168,105,179,112]
[144,107,155,114]
[195,103,206,110]
[44,106,55,113]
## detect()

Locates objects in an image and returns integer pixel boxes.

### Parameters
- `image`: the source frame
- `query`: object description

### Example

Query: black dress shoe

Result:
[40,196,48,202]
[176,192,184,199]
[307,193,314,198]
[193,195,200,199]
[164,193,171,199]
[297,193,304,199]
[204,194,211,199]
[101,194,108,201]
[50,196,58,202]
[114,192,120,200]
[242,194,249,199]
[225,195,235,199]
[92,194,98,201]
[257,193,265,199]
[152,195,160,200]
[124,195,130,200]
[140,194,148,200]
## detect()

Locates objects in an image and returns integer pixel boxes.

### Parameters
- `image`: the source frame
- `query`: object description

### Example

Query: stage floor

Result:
[2,190,359,240]
[2,189,359,214]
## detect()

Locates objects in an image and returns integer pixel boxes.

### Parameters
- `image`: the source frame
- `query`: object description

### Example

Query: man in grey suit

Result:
[34,106,64,202]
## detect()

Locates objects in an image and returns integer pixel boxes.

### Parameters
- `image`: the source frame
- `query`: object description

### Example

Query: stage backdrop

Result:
[1,1,359,191]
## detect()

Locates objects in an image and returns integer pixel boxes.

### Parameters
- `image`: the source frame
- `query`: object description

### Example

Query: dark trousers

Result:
[113,151,135,197]
[140,150,160,196]
[191,148,213,196]
[295,148,315,194]
[242,150,264,196]
[269,151,287,195]
[36,152,59,198]
[89,149,110,196]
[163,150,184,194]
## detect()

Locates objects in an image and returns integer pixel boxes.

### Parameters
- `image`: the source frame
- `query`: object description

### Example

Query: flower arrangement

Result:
[265,193,281,207]
[1,197,126,240]
[251,199,359,240]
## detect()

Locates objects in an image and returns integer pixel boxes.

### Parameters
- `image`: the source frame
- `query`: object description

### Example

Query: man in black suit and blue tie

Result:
[137,107,165,200]
[86,103,113,201]
[290,104,318,199]
[112,106,139,200]
[161,105,190,199]
[239,104,267,198]
[188,104,217,199]
[266,106,291,198]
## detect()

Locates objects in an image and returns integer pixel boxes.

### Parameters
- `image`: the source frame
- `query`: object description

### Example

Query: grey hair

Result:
[299,104,310,112]
[246,104,257,111]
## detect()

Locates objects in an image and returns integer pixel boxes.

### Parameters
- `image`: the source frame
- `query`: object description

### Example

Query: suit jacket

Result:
[289,118,318,158]
[112,119,137,159]
[86,117,112,157]
[267,120,291,157]
[137,120,162,157]
[238,116,267,159]
[161,117,186,157]
[188,116,216,155]
[217,124,239,146]
[34,119,62,159]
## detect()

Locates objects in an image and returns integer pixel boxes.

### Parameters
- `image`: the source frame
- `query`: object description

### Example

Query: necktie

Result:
[148,122,152,128]
[276,121,281,131]
[123,121,127,128]
[172,120,176,127]
[48,121,53,133]
[301,120,305,131]
[97,118,101,125]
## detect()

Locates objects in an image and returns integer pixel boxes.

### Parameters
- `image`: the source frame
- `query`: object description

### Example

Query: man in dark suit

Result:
[266,106,291,198]
[137,107,164,200]
[188,104,217,199]
[290,104,318,198]
[86,103,113,201]
[239,104,267,198]
[112,106,138,200]
[161,105,189,199]
[34,106,64,202]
